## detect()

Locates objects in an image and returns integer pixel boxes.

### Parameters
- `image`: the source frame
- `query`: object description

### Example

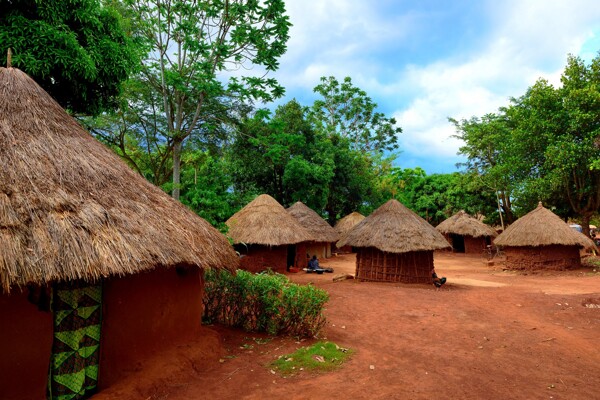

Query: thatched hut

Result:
[334,211,365,253]
[337,200,450,283]
[287,202,339,260]
[0,66,238,400]
[226,194,312,272]
[494,202,595,271]
[436,210,497,253]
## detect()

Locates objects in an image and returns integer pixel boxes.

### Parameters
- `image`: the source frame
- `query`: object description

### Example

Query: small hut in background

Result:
[337,200,451,283]
[287,201,339,260]
[334,211,365,253]
[436,210,497,253]
[0,67,238,399]
[494,202,595,271]
[226,194,312,273]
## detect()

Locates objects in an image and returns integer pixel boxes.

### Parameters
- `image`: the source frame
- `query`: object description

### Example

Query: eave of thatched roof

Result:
[0,67,238,293]
[334,212,365,237]
[337,199,450,253]
[436,210,498,238]
[494,202,596,249]
[287,201,339,243]
[226,194,312,246]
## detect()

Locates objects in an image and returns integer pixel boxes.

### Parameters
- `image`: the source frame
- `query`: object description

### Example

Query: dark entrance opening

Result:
[286,245,296,271]
[451,234,465,253]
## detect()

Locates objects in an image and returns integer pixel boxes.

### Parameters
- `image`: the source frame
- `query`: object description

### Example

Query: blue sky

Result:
[267,0,600,173]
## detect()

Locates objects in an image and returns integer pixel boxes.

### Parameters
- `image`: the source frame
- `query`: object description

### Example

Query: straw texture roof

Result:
[337,199,451,253]
[287,202,339,243]
[226,194,312,246]
[436,210,498,238]
[494,202,596,248]
[334,212,365,237]
[0,67,238,293]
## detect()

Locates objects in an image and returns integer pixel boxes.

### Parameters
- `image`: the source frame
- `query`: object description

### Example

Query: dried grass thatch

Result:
[436,210,497,238]
[334,211,365,237]
[226,194,312,246]
[337,199,451,253]
[494,202,596,249]
[0,67,239,293]
[287,202,339,243]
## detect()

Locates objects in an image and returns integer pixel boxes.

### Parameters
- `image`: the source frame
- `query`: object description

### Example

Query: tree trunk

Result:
[581,214,592,238]
[172,138,183,200]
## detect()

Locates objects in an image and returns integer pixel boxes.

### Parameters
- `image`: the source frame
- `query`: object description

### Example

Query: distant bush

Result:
[203,269,329,337]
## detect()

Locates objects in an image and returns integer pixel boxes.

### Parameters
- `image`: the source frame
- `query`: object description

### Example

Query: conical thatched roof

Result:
[226,194,312,246]
[436,210,498,238]
[287,202,339,243]
[337,199,451,253]
[494,202,596,248]
[0,67,238,293]
[334,212,365,237]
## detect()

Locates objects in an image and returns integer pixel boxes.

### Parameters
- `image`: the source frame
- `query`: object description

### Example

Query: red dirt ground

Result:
[94,253,600,400]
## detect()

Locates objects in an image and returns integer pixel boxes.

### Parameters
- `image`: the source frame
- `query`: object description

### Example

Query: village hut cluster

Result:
[0,66,238,399]
[2,61,597,400]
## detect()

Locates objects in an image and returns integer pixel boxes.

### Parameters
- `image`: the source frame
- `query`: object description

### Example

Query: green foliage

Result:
[0,0,141,115]
[203,269,329,338]
[270,341,353,375]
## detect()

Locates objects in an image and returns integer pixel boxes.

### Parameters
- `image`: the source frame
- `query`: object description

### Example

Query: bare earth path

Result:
[95,253,600,400]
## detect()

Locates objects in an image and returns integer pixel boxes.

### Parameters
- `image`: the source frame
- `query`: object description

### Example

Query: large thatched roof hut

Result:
[494,202,595,271]
[0,66,238,399]
[337,200,450,283]
[334,211,365,253]
[226,194,312,272]
[436,210,497,253]
[287,201,339,259]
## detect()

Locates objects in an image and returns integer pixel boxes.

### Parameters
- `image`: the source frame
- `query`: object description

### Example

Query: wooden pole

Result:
[7,48,12,68]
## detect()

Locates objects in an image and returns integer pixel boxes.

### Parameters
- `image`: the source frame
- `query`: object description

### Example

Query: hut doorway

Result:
[286,245,296,271]
[49,281,102,399]
[451,234,465,253]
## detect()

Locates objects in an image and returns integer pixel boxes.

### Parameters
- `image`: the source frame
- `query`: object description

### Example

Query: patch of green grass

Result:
[270,341,353,375]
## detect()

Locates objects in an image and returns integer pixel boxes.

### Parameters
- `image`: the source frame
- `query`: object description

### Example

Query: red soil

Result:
[93,252,600,400]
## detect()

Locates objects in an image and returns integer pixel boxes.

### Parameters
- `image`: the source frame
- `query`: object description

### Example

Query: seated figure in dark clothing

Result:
[308,255,320,270]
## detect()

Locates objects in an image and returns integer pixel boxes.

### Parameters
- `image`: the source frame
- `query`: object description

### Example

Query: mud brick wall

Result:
[504,245,581,271]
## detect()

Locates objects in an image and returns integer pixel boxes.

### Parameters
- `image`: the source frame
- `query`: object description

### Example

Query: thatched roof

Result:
[337,199,451,253]
[287,202,339,243]
[0,67,238,293]
[436,210,498,238]
[334,212,365,237]
[226,194,312,246]
[494,202,596,248]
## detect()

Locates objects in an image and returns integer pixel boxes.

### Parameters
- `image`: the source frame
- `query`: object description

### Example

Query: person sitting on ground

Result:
[308,255,320,271]
[431,267,447,288]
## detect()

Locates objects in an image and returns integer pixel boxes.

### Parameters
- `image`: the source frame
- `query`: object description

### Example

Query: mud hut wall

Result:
[305,242,333,260]
[0,290,53,400]
[464,236,488,254]
[355,248,433,283]
[295,242,309,269]
[99,267,204,389]
[504,245,582,271]
[439,234,452,252]
[237,245,288,273]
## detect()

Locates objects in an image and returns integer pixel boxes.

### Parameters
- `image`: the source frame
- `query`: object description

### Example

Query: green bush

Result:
[203,269,329,337]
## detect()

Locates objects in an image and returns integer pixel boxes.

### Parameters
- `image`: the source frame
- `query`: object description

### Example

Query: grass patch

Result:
[270,341,353,375]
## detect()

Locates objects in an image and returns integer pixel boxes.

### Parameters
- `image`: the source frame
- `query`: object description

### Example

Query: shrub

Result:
[203,269,329,337]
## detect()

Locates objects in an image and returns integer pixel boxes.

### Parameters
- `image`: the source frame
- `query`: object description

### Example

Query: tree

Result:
[450,113,517,223]
[0,0,140,115]
[125,0,291,199]
[309,76,401,153]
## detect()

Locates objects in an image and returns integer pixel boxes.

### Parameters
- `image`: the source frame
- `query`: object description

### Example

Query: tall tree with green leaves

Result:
[0,0,141,115]
[125,0,291,199]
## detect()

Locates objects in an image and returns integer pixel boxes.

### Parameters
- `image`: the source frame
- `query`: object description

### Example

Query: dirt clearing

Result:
[94,252,600,400]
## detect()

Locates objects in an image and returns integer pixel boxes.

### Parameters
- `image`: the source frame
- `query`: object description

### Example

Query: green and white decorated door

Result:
[48,281,102,400]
